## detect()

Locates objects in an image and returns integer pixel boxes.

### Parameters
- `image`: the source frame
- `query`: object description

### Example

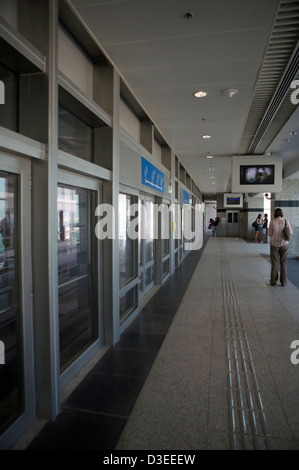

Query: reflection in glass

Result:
[120,287,136,322]
[138,199,143,267]
[145,265,154,287]
[0,65,18,132]
[138,273,144,294]
[57,185,98,372]
[163,259,169,277]
[0,173,23,434]
[119,194,136,286]
[58,104,93,161]
[138,199,155,297]
[162,204,170,256]
[144,201,154,263]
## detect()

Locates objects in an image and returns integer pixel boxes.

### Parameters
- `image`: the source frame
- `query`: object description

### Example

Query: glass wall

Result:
[0,65,18,132]
[138,198,155,298]
[0,172,23,434]
[58,104,94,162]
[161,203,170,279]
[57,184,98,372]
[119,193,137,323]
[119,193,136,286]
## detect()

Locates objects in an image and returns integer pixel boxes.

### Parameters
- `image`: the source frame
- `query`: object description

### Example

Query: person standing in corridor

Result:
[261,213,268,243]
[268,208,293,286]
[254,214,263,243]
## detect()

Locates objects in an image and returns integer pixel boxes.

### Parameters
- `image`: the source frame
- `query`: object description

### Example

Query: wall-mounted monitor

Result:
[240,165,275,185]
[223,193,243,208]
[232,156,282,193]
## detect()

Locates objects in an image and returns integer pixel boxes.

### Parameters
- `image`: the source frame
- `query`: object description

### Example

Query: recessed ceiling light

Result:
[222,88,239,98]
[202,135,211,139]
[194,91,207,98]
[289,131,298,135]
[184,12,193,19]
[206,155,213,158]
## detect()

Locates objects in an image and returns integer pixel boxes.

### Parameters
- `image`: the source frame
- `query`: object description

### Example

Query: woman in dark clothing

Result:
[261,213,268,243]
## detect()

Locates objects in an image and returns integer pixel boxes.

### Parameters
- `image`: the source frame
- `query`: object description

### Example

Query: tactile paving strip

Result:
[220,240,273,450]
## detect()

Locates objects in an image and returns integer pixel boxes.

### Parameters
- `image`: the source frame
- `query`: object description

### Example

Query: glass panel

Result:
[58,104,93,161]
[162,238,169,257]
[57,184,98,372]
[0,172,23,434]
[145,265,154,287]
[163,259,169,277]
[0,65,18,132]
[234,212,239,223]
[144,201,154,263]
[138,273,144,294]
[120,287,136,321]
[119,194,136,286]
[138,199,143,267]
[228,212,232,223]
[162,205,170,256]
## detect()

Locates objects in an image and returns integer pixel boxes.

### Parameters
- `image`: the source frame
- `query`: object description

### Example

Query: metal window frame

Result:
[57,169,104,388]
[0,152,34,449]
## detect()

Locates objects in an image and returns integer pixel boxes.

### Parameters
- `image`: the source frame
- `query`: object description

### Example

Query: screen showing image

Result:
[226,197,240,205]
[240,165,275,185]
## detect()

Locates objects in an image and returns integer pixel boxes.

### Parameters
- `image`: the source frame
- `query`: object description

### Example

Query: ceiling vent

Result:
[247,42,299,153]
[237,0,299,154]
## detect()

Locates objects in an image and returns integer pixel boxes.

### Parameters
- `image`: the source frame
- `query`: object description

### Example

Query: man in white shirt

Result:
[268,208,293,286]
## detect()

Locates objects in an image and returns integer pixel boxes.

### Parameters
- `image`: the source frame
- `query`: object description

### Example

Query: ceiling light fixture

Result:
[222,88,239,98]
[184,12,193,19]
[194,91,207,98]
[289,131,298,135]
[202,135,211,139]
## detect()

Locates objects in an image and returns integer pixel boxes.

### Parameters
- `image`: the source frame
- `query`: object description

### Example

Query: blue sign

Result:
[183,190,190,204]
[141,157,164,193]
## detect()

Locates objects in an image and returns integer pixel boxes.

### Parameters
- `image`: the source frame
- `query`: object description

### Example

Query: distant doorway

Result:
[226,210,240,237]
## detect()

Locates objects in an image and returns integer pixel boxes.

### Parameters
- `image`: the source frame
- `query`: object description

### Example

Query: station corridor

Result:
[22,237,299,451]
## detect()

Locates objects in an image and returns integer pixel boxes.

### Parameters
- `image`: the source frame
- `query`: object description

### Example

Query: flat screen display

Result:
[240,165,275,185]
[223,193,243,208]
[226,196,240,205]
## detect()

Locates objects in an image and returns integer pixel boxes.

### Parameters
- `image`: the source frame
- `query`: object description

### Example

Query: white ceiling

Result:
[70,0,299,196]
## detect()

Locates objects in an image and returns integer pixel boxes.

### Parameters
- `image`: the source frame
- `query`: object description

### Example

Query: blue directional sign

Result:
[183,189,190,204]
[141,157,164,193]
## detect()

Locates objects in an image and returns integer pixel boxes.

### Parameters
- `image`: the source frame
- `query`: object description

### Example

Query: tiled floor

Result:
[26,240,207,450]
[116,238,299,450]
[24,237,299,450]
